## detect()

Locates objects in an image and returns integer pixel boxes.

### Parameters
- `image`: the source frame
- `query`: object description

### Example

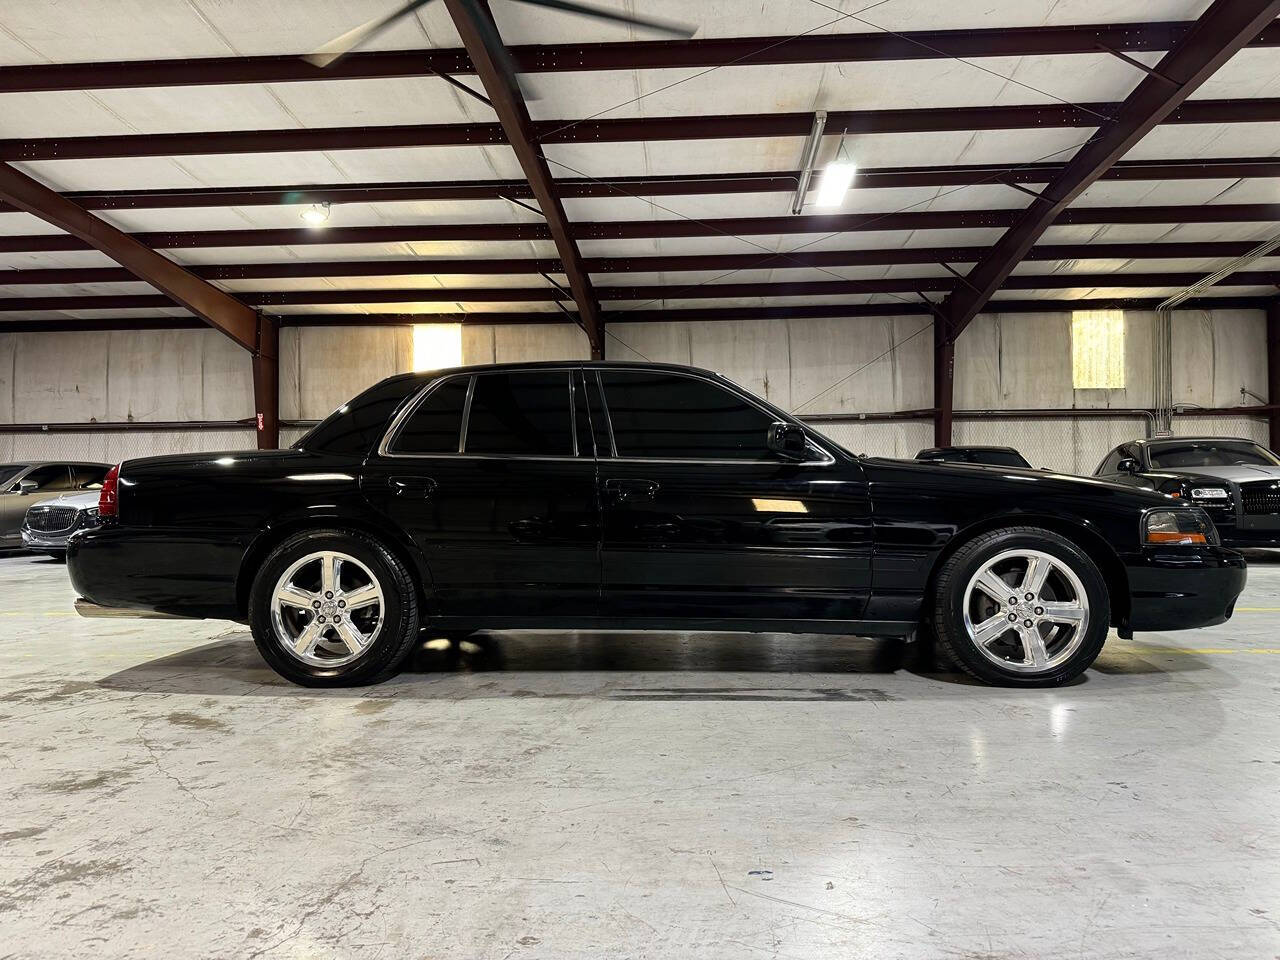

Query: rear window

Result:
[296,375,427,458]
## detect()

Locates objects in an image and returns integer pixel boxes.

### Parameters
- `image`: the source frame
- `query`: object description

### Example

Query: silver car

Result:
[22,491,103,557]
[0,462,110,547]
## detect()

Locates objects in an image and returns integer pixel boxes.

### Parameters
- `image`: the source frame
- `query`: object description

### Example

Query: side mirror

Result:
[767,422,809,461]
[1116,458,1139,474]
[17,479,37,495]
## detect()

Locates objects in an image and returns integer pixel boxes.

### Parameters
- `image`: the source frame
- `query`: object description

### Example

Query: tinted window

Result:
[71,465,108,489]
[22,465,72,491]
[0,464,26,487]
[600,371,777,460]
[464,372,573,456]
[394,377,469,454]
[1148,440,1280,469]
[1096,449,1124,475]
[298,374,426,458]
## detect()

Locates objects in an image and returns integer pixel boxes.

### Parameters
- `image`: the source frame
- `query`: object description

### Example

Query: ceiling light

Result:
[791,110,827,215]
[300,201,331,225]
[814,131,857,208]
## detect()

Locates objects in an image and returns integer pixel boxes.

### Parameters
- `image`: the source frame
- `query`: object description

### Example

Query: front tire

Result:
[932,527,1109,687]
[248,529,420,687]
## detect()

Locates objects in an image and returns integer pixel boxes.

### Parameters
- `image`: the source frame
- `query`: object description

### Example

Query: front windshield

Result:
[1147,441,1280,469]
[0,464,27,487]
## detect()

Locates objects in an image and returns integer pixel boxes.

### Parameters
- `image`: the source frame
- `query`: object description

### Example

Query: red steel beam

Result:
[1,21,1277,92]
[3,295,1272,333]
[944,0,1280,337]
[442,0,602,357]
[6,272,1279,312]
[4,99,1279,161]
[1,241,1271,286]
[0,161,260,351]
[2,157,1276,214]
[1,204,1278,254]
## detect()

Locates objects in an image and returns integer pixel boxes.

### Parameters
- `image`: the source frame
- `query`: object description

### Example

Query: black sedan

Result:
[916,446,1033,468]
[68,361,1245,688]
[1094,437,1280,547]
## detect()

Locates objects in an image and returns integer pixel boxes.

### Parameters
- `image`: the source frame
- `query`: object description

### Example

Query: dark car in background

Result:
[1094,437,1280,547]
[68,362,1244,690]
[0,462,110,547]
[916,446,1033,469]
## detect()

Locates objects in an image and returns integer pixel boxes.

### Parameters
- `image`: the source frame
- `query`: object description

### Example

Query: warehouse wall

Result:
[0,307,1269,470]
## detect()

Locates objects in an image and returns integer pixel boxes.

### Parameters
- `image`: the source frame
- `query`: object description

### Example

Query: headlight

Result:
[1144,508,1219,546]
[1190,487,1229,500]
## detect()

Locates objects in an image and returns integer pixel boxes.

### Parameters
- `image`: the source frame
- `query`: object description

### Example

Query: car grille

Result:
[26,506,78,533]
[1240,482,1280,516]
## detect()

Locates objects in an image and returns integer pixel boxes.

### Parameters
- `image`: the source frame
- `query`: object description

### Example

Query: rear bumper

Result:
[1123,545,1247,633]
[67,524,248,620]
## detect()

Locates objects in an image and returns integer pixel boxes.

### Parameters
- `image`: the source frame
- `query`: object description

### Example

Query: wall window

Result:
[412,323,462,372]
[1071,310,1125,389]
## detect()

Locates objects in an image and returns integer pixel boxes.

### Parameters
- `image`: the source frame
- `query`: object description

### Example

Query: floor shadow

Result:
[96,628,1217,701]
[1237,548,1280,565]
[96,628,999,701]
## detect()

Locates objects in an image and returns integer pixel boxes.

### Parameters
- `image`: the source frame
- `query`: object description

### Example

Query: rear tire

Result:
[248,528,420,687]
[932,527,1109,687]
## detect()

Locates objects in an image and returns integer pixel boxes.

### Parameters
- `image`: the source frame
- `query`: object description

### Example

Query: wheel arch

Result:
[924,513,1130,627]
[236,513,430,619]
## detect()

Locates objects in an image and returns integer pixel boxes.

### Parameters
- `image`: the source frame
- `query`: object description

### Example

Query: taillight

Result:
[99,463,120,518]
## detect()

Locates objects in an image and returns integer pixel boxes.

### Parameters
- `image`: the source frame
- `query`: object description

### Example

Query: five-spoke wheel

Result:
[933,527,1109,686]
[962,548,1089,673]
[270,550,386,667]
[249,529,419,687]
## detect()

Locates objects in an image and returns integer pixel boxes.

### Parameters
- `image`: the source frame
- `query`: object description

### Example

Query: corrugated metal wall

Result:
[0,307,1270,470]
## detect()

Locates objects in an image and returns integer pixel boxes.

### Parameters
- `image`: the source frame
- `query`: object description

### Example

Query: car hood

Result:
[33,491,101,509]
[1148,464,1280,484]
[867,457,1174,505]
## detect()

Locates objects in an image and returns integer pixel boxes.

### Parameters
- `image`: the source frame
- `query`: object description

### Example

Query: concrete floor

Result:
[1,553,1279,959]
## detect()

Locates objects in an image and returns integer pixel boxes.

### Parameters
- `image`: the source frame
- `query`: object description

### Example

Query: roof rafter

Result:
[441,0,601,357]
[5,99,1279,160]
[0,161,260,351]
[943,0,1280,336]
[2,156,1277,213]
[2,203,1279,254]
[6,271,1279,312]
[0,20,1276,92]
[0,240,1274,286]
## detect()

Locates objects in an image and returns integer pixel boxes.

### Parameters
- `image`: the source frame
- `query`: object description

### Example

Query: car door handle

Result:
[604,478,659,503]
[388,476,437,499]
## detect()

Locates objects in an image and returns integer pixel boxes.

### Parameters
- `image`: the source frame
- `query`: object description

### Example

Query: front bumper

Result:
[1123,545,1246,633]
[21,528,71,552]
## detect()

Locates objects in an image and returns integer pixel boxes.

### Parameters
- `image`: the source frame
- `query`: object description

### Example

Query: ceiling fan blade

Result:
[304,0,439,67]
[465,0,545,100]
[509,0,695,38]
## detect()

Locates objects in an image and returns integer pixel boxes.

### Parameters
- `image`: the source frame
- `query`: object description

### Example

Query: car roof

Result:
[1135,436,1261,448]
[408,359,723,380]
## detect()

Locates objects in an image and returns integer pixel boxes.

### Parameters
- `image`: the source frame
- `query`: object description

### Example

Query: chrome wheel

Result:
[270,551,385,667]
[961,549,1089,674]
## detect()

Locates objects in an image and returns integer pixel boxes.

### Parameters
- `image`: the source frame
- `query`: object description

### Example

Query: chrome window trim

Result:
[588,365,836,466]
[457,374,475,454]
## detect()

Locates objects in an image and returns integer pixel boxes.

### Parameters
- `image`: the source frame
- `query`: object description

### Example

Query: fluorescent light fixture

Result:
[814,158,857,207]
[301,201,331,225]
[791,111,827,215]
[412,323,463,372]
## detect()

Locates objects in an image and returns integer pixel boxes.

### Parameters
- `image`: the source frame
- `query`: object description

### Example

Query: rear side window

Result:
[465,372,573,456]
[393,377,469,454]
[71,465,108,489]
[599,370,776,460]
[298,375,425,458]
